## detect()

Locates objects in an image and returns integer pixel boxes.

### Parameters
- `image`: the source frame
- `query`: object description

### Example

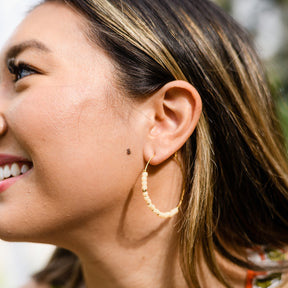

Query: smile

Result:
[0,162,31,181]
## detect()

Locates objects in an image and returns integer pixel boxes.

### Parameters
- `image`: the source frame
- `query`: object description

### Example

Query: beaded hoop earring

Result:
[142,153,185,218]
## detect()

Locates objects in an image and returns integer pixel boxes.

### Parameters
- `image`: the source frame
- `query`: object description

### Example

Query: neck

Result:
[47,157,247,288]
[78,214,187,288]
[55,159,188,288]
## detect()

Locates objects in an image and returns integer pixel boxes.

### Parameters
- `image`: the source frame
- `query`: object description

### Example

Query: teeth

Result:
[3,165,10,178]
[0,167,3,181]
[21,164,29,174]
[11,163,21,177]
[0,162,31,181]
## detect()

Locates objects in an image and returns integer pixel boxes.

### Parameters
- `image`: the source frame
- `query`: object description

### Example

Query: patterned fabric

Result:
[246,247,288,288]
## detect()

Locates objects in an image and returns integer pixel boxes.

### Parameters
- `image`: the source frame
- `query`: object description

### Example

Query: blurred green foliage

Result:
[214,0,232,11]
[214,0,288,144]
[274,0,288,4]
[277,99,288,141]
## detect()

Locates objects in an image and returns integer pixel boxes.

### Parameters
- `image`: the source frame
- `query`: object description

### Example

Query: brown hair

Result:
[33,0,288,287]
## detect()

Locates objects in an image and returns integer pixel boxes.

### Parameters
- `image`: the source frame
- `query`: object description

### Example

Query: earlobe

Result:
[144,80,202,165]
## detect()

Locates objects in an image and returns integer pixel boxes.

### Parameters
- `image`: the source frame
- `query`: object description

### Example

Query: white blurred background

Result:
[0,1,55,287]
[0,0,41,49]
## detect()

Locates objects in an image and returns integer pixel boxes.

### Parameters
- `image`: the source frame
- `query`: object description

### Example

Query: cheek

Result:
[0,84,145,242]
[9,85,132,208]
[11,83,113,146]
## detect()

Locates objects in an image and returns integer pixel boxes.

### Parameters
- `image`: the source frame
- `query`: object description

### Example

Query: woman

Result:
[0,0,287,287]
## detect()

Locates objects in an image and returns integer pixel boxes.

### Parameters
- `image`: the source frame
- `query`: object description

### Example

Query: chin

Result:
[0,223,52,244]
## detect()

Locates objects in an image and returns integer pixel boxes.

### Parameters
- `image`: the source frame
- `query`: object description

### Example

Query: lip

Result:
[0,154,32,194]
[0,154,31,166]
[0,175,24,193]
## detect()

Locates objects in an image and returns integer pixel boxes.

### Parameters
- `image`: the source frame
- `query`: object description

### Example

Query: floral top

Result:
[246,247,288,288]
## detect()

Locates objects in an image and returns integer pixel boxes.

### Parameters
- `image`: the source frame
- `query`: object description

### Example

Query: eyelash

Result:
[7,59,38,83]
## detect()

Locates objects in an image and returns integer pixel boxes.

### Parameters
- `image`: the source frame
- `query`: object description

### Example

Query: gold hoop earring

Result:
[142,153,185,218]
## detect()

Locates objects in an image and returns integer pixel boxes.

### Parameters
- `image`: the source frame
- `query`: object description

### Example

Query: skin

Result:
[0,3,261,288]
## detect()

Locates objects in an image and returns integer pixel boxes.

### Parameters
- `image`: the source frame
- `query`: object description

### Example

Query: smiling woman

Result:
[0,0,288,288]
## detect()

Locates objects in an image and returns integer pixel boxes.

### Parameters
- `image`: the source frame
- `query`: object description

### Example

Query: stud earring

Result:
[142,153,185,218]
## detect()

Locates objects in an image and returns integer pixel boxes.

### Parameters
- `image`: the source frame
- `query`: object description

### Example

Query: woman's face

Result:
[0,3,145,243]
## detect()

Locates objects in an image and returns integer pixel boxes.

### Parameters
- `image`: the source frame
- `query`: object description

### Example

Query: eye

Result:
[7,59,38,83]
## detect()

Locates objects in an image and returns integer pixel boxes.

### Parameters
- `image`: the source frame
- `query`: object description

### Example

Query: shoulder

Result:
[20,279,51,288]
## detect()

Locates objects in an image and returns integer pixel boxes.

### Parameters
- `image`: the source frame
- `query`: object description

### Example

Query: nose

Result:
[0,113,7,136]
[0,80,9,137]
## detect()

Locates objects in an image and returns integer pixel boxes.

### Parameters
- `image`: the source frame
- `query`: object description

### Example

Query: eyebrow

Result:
[4,40,51,64]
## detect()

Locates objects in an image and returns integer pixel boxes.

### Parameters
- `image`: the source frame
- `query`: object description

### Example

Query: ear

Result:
[143,80,202,165]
